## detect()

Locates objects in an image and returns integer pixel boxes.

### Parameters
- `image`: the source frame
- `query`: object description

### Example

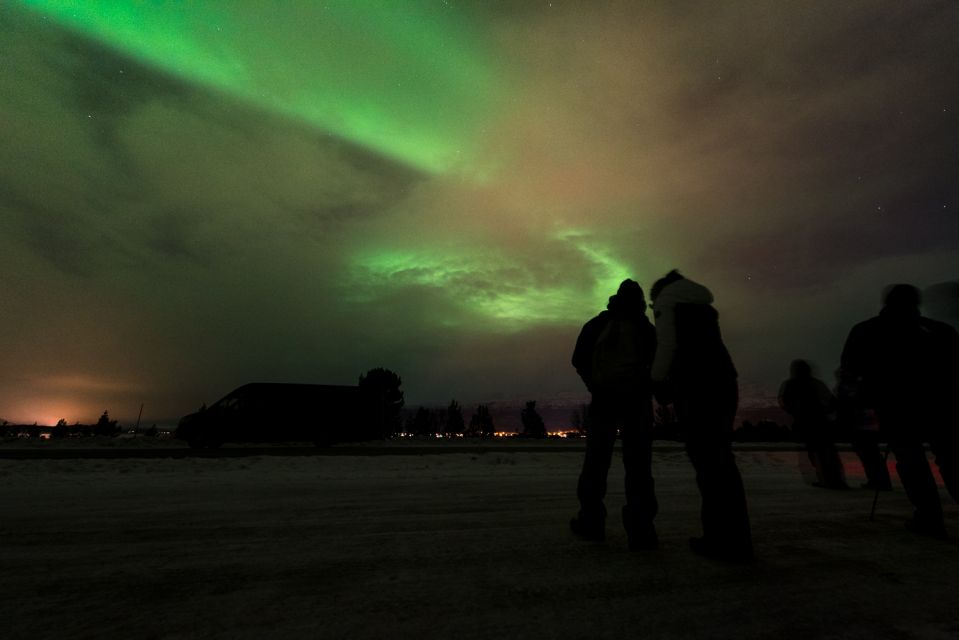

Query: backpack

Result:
[591,314,646,389]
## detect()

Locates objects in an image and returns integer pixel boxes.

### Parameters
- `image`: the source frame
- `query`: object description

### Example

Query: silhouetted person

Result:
[779,360,847,489]
[570,279,658,550]
[841,284,959,538]
[835,367,892,491]
[650,270,752,561]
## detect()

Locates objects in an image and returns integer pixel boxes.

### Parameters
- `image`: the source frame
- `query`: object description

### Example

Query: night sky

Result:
[2,1,957,426]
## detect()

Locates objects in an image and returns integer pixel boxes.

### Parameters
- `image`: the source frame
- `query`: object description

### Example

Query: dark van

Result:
[175,383,370,448]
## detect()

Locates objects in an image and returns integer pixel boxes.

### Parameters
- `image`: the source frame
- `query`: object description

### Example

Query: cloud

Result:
[1,1,957,422]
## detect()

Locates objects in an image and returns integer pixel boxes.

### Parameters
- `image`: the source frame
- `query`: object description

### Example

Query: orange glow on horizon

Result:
[2,400,89,427]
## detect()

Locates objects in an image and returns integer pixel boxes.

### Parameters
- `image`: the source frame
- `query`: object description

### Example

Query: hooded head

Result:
[650,269,685,302]
[881,284,921,319]
[790,359,813,379]
[883,284,921,309]
[607,278,647,314]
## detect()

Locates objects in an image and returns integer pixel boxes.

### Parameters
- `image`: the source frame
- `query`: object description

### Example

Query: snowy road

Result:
[2,449,957,639]
[1,440,795,460]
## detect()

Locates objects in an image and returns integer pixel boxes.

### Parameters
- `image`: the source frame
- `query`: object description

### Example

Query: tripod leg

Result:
[869,443,892,521]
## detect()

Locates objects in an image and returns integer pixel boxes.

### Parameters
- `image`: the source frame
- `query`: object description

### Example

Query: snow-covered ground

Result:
[2,445,957,639]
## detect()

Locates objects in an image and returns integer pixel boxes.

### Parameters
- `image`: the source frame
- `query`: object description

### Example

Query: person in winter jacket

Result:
[649,270,752,561]
[570,279,658,550]
[778,359,847,489]
[841,284,959,538]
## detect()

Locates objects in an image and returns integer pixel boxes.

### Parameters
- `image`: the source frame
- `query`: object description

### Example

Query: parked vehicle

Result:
[175,383,371,448]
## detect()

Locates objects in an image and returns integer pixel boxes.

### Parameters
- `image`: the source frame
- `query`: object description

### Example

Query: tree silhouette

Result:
[521,401,547,438]
[52,418,69,439]
[467,404,495,438]
[93,410,119,437]
[410,406,439,437]
[358,368,405,438]
[444,400,464,437]
[570,403,590,438]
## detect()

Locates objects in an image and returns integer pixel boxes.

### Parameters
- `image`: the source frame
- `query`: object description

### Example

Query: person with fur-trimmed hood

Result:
[570,279,658,550]
[649,270,753,561]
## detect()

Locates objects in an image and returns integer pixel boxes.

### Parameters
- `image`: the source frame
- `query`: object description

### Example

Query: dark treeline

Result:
[401,401,497,438]
[0,410,152,439]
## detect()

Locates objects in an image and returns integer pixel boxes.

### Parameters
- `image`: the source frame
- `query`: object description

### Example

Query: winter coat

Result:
[650,277,737,385]
[841,306,959,412]
[778,376,835,427]
[572,297,656,394]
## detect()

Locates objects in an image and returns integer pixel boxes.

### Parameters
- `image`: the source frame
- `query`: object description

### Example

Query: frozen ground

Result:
[2,445,957,639]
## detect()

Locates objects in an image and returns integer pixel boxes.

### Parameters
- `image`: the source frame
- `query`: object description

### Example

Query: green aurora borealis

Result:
[17,0,634,327]
[2,1,958,425]
[350,227,635,326]
[20,0,501,173]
